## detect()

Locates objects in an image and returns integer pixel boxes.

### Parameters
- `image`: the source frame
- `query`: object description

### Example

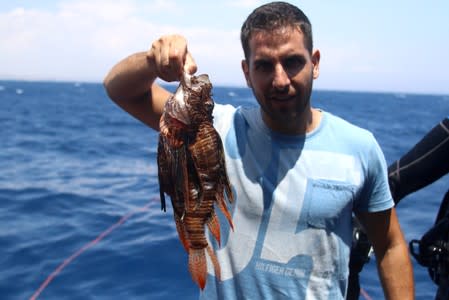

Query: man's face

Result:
[242,26,320,135]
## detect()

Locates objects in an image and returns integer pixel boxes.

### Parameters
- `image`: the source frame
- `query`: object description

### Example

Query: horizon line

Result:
[1,78,448,98]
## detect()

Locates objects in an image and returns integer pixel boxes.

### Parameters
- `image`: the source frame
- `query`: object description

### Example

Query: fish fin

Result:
[188,249,207,290]
[157,137,168,211]
[217,139,234,204]
[159,191,166,212]
[174,214,189,252]
[178,145,192,210]
[216,192,234,231]
[206,245,221,281]
[207,212,221,246]
[157,165,166,211]
[224,181,234,204]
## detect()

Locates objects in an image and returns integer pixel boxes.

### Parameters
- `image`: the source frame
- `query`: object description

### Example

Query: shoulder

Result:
[321,112,394,212]
[213,104,260,132]
[212,103,236,132]
[324,112,374,140]
[319,111,379,156]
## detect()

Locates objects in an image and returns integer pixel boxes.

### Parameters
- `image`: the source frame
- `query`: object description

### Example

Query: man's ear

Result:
[241,59,252,88]
[311,49,320,79]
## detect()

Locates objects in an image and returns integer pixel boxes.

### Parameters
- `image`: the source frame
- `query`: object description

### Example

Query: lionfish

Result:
[157,73,234,289]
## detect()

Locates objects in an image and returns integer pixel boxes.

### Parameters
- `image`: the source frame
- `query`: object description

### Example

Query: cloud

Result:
[1,0,449,94]
[0,1,143,81]
[0,0,245,85]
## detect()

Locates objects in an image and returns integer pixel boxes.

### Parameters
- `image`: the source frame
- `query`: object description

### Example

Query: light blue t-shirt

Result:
[199,104,393,300]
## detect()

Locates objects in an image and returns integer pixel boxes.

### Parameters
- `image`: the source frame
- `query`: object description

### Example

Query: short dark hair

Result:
[240,1,313,59]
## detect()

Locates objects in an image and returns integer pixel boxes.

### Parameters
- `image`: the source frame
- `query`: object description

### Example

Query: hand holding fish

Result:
[149,34,197,82]
[150,34,235,290]
[104,34,200,129]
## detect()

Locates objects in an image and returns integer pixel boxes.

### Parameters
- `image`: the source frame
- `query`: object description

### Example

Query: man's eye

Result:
[255,61,273,72]
[284,57,304,69]
[283,57,305,75]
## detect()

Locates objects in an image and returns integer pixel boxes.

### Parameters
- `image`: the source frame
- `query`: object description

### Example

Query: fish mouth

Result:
[182,73,210,92]
[167,78,191,124]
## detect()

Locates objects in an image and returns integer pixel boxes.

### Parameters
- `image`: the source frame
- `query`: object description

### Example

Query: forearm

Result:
[103,51,170,129]
[358,209,415,299]
[388,117,449,204]
[104,51,157,105]
[376,240,414,299]
[103,35,196,129]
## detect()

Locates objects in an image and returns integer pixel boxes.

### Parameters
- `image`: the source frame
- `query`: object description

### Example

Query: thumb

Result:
[184,52,197,75]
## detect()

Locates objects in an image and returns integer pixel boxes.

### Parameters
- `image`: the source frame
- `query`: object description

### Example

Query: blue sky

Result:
[1,0,448,94]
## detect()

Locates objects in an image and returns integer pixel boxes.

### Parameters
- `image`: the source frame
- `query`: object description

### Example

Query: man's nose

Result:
[272,64,290,90]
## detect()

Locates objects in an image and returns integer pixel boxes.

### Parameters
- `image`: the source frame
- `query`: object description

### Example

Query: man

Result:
[104,2,414,299]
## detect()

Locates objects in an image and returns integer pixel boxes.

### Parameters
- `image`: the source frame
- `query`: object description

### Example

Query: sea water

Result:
[1,80,448,299]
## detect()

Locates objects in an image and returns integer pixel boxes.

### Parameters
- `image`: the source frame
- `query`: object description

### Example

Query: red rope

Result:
[29,202,152,300]
[360,287,374,300]
[29,199,378,300]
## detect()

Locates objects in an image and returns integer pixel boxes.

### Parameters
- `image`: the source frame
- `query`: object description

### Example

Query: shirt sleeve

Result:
[355,134,395,213]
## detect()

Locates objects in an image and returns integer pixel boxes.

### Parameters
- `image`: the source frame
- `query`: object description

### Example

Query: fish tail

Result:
[188,248,207,290]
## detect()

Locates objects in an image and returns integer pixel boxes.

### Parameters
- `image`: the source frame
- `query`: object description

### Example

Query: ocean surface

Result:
[1,80,448,300]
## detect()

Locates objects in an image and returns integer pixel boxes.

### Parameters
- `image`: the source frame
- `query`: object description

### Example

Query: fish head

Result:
[165,78,191,125]
[183,73,214,123]
[165,73,214,125]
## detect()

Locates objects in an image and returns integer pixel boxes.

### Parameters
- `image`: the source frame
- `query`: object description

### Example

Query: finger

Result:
[150,35,192,82]
[184,52,197,75]
[151,36,180,82]
[150,38,166,77]
[160,38,173,71]
[170,45,185,77]
[162,36,186,80]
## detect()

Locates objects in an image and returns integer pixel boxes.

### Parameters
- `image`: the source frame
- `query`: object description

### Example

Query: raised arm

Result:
[103,34,197,130]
